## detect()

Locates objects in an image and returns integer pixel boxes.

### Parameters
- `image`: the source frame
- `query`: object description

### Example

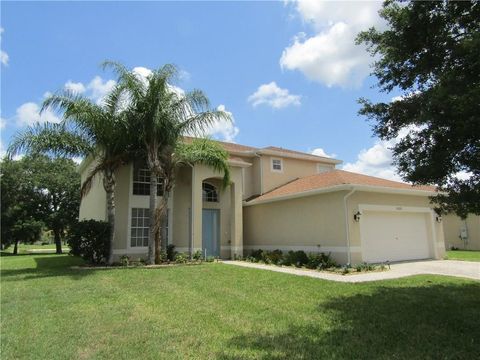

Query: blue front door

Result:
[202,209,220,257]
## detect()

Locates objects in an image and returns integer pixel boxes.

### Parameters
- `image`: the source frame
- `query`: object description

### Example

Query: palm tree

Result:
[8,87,132,263]
[105,61,231,264]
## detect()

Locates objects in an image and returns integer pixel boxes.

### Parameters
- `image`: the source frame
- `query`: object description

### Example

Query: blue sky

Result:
[1,1,401,179]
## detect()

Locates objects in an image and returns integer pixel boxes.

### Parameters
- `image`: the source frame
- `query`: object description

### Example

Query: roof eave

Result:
[255,149,342,165]
[244,184,439,207]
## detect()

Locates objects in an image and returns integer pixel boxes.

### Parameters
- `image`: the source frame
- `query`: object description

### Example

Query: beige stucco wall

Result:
[244,190,445,265]
[244,191,349,263]
[443,214,480,250]
[261,156,334,194]
[78,160,107,221]
[346,191,445,263]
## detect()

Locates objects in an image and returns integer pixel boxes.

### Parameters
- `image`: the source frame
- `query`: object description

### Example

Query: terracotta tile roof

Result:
[263,146,316,157]
[249,170,437,203]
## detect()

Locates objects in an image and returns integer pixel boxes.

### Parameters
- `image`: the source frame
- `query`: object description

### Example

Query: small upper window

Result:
[202,183,219,202]
[317,164,331,173]
[133,161,163,196]
[271,158,283,172]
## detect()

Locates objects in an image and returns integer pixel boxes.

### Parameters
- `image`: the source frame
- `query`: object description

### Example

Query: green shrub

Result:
[167,244,177,261]
[192,250,203,261]
[263,249,283,265]
[205,256,215,263]
[283,250,308,267]
[250,249,264,262]
[175,252,188,264]
[306,252,336,270]
[120,255,130,267]
[67,220,110,264]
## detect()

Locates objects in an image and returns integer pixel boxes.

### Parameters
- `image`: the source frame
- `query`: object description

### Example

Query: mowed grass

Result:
[1,254,479,360]
[445,250,480,262]
[2,243,70,254]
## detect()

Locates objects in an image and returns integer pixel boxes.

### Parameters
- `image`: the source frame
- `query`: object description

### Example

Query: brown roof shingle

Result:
[249,170,437,203]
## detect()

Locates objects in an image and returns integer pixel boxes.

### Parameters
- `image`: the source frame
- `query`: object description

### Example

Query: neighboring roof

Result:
[246,170,437,205]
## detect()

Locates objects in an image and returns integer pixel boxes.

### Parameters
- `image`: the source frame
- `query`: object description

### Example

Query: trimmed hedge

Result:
[67,220,110,264]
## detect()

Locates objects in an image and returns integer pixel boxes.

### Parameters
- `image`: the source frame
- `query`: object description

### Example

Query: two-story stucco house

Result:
[79,139,447,264]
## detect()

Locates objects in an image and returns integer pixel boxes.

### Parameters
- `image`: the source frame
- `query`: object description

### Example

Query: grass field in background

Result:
[1,253,479,359]
[445,250,480,262]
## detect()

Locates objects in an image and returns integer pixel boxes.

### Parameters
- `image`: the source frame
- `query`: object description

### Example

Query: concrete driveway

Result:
[223,260,480,283]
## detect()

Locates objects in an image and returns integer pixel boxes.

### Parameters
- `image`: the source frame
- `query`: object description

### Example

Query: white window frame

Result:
[130,208,150,248]
[271,158,283,173]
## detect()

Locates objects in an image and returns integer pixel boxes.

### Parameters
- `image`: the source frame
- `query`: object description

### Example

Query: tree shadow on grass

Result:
[219,281,480,360]
[0,254,92,281]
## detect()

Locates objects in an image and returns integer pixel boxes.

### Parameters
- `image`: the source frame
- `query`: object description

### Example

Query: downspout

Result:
[343,187,356,265]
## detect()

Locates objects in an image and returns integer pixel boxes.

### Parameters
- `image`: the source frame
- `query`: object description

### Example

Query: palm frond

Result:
[7,122,93,159]
[176,138,231,187]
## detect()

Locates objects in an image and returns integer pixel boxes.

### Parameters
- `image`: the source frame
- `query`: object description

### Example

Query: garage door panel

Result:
[361,211,431,263]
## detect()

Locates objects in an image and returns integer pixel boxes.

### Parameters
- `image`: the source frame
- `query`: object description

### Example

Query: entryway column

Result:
[191,166,203,255]
[230,169,243,259]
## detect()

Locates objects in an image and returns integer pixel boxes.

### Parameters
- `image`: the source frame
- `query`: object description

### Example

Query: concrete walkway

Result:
[223,260,480,283]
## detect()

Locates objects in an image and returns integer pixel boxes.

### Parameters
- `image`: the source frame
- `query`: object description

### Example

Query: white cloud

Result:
[311,148,336,158]
[204,104,239,142]
[280,0,384,88]
[248,81,301,109]
[0,117,6,130]
[64,81,86,94]
[342,140,401,181]
[15,102,61,127]
[87,76,116,104]
[1,27,9,66]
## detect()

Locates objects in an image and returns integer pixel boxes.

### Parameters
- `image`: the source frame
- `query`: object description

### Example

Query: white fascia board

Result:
[243,184,438,207]
[255,149,343,165]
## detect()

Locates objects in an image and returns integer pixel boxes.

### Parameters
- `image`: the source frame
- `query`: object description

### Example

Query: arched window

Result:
[202,183,219,202]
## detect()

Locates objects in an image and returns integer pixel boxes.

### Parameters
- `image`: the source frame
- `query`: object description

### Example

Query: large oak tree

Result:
[357,0,479,217]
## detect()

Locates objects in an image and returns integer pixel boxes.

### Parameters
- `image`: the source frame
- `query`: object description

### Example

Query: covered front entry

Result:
[202,209,220,257]
[360,208,432,263]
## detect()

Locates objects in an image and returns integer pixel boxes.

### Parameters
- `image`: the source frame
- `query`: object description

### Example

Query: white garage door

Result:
[361,210,431,263]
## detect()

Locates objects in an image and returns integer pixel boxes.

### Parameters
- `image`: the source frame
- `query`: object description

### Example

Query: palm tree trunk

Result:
[148,169,158,265]
[53,228,63,254]
[103,170,116,265]
[155,194,169,263]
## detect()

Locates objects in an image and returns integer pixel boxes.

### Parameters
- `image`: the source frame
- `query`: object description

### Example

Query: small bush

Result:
[283,250,308,267]
[120,255,130,267]
[264,249,283,265]
[250,249,264,262]
[67,220,110,264]
[192,250,203,261]
[167,244,177,261]
[175,252,188,264]
[306,252,336,270]
[205,256,215,263]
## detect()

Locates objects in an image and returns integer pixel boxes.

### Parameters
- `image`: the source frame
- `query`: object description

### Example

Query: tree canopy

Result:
[0,155,80,254]
[357,0,480,217]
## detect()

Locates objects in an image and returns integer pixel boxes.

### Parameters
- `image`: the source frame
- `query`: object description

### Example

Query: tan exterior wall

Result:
[244,191,349,264]
[346,191,445,263]
[244,190,446,265]
[112,164,131,252]
[443,214,480,250]
[78,160,107,221]
[261,156,334,193]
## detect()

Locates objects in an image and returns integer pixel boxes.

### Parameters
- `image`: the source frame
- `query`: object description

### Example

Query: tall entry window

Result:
[133,161,164,196]
[130,208,169,247]
[202,183,219,202]
[130,208,150,247]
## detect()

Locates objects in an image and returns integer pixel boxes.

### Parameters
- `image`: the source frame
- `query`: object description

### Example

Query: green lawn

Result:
[445,250,480,262]
[2,243,70,254]
[1,254,479,360]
